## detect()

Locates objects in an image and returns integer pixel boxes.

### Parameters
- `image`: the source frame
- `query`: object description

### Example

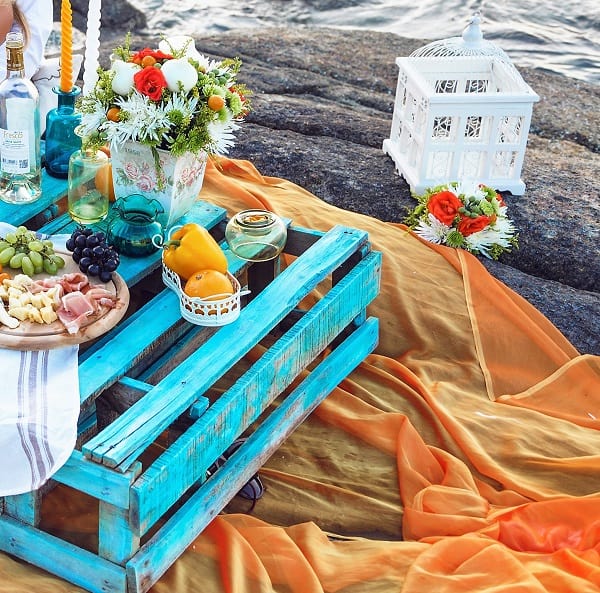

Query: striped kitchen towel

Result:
[0,345,79,495]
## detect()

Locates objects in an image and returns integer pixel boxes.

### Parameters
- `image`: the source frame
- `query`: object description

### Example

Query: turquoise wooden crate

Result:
[0,187,382,593]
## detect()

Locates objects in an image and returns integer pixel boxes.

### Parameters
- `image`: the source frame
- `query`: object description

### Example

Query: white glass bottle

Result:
[0,32,42,203]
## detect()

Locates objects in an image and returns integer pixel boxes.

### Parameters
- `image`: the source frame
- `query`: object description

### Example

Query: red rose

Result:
[427,190,463,225]
[131,48,173,64]
[457,215,491,236]
[134,67,168,101]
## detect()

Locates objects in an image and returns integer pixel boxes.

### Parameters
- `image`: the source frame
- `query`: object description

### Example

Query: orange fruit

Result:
[95,163,116,202]
[141,55,157,68]
[184,269,234,300]
[207,95,225,111]
[107,107,121,122]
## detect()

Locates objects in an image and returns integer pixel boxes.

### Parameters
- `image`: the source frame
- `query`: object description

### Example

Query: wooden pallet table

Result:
[0,174,381,593]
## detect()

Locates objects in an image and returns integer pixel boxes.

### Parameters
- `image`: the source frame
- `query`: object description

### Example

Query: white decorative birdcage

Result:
[383,15,539,196]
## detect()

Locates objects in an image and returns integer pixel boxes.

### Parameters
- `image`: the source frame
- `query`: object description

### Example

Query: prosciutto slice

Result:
[41,273,120,334]
[58,291,95,334]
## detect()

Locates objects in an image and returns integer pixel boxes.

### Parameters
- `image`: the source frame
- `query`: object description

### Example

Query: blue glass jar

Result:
[45,87,82,178]
[107,194,165,257]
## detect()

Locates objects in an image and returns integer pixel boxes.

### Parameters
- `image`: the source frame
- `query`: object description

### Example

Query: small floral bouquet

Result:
[405,181,518,259]
[77,34,251,160]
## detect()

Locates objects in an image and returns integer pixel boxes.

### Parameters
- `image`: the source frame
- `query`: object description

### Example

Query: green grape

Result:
[15,226,27,236]
[43,259,58,275]
[29,251,43,268]
[9,252,26,269]
[28,240,44,252]
[0,246,15,264]
[50,254,66,269]
[21,255,34,276]
[42,239,53,248]
[4,232,17,244]
[0,240,9,252]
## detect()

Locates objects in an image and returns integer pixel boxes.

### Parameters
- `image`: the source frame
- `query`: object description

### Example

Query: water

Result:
[127,0,599,85]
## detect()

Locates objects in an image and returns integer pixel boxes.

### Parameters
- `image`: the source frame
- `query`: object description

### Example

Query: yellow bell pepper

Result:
[163,223,228,280]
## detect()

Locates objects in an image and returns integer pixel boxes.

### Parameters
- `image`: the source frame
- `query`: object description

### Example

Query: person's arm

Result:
[0,3,14,47]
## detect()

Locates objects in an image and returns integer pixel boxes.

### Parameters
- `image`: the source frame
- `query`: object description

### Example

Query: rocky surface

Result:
[69,14,598,354]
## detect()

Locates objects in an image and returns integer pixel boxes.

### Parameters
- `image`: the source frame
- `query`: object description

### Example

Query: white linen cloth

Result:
[0,346,79,495]
[0,223,79,496]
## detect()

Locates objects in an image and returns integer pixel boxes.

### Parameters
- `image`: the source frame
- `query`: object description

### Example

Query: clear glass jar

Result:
[67,148,110,225]
[225,209,287,262]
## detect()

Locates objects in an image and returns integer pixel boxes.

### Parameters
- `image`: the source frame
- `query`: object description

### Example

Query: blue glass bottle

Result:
[44,86,82,178]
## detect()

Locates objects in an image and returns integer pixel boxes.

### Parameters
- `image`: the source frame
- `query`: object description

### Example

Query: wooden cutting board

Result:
[0,250,129,351]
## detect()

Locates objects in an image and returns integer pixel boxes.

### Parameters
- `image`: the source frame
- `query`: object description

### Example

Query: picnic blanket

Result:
[1,157,599,593]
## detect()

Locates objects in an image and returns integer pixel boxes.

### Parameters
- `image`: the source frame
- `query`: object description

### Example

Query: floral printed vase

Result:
[110,141,208,228]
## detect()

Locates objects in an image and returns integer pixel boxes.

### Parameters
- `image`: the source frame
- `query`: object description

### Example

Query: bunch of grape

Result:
[66,227,120,283]
[0,225,65,276]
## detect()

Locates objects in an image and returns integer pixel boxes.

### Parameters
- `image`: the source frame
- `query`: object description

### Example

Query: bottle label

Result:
[0,128,31,173]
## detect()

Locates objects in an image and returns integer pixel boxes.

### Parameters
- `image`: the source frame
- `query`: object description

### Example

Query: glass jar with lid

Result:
[225,209,287,262]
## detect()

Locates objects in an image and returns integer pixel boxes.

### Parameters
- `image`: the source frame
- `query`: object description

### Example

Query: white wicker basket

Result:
[383,55,539,196]
[162,259,244,326]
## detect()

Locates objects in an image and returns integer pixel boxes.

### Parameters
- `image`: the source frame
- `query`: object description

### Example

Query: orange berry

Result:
[107,107,121,122]
[207,95,225,111]
[141,55,157,68]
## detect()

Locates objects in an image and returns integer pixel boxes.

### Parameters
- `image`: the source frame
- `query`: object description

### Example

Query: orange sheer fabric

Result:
[2,158,598,593]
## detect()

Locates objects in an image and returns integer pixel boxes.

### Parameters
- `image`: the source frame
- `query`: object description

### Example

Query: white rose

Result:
[161,58,199,93]
[111,60,139,96]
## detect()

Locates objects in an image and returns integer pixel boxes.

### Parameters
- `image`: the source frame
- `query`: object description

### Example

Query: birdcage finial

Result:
[462,12,484,47]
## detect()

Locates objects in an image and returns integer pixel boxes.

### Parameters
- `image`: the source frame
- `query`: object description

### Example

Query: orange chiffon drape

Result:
[2,157,598,593]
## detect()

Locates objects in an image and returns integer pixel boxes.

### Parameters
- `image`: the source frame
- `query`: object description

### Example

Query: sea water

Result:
[128,0,599,84]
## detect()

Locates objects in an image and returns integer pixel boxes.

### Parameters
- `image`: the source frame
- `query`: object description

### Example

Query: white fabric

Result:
[0,0,53,79]
[31,54,84,134]
[0,223,79,496]
[0,346,79,495]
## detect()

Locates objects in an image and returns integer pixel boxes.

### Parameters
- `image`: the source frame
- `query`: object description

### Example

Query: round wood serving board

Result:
[0,250,129,350]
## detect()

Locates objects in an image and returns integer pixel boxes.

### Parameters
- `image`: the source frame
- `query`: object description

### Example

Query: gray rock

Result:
[52,0,147,33]
[95,25,599,355]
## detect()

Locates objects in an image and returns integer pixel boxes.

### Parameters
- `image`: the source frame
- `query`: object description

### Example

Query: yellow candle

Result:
[59,0,73,92]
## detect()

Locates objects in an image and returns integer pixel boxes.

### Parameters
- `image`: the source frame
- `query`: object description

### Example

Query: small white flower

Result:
[164,93,198,123]
[79,101,108,138]
[207,117,240,155]
[413,213,451,244]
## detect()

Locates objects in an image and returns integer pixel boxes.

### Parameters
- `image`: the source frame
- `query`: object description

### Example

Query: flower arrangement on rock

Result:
[77,34,250,161]
[405,182,518,259]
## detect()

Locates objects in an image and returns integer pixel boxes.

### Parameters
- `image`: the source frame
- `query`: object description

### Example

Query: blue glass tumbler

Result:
[45,86,82,178]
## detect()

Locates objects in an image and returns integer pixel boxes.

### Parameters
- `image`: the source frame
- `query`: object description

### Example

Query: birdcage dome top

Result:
[410,13,514,64]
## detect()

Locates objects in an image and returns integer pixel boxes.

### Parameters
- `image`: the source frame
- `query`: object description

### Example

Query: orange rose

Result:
[131,48,173,63]
[427,191,463,225]
[134,67,168,101]
[457,215,491,236]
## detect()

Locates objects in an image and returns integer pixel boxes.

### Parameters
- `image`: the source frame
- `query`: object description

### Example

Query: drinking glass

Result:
[67,147,110,225]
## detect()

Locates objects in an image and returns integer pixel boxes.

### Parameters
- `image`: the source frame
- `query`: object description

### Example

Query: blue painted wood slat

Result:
[131,251,381,533]
[126,317,379,593]
[82,225,369,469]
